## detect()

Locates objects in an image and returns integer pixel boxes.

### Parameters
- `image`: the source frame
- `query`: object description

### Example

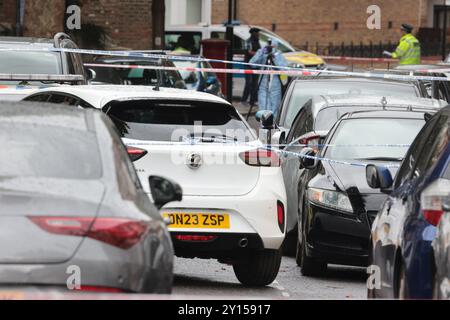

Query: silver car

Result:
[0,101,180,294]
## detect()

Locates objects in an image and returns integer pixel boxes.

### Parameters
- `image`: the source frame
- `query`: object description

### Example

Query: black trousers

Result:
[242,73,259,106]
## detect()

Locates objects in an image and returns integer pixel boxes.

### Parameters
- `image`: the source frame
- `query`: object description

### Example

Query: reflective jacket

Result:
[392,33,421,65]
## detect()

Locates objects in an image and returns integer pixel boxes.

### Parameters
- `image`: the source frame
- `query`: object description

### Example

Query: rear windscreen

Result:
[315,106,384,131]
[104,100,253,142]
[0,123,102,179]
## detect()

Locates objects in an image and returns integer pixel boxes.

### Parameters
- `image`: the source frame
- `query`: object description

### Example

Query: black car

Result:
[0,101,179,293]
[0,33,87,85]
[295,109,432,276]
[277,76,429,131]
[90,54,186,89]
[277,95,444,255]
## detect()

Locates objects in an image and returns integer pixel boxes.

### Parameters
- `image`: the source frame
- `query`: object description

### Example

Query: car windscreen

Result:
[0,122,102,179]
[0,51,62,74]
[104,100,254,142]
[324,118,424,160]
[91,60,185,88]
[258,30,295,53]
[282,81,419,128]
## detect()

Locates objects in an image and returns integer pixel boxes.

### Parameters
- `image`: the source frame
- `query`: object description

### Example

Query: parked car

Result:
[366,105,450,298]
[23,85,287,286]
[277,76,430,131]
[273,95,445,255]
[89,54,186,89]
[0,33,88,85]
[433,201,450,299]
[165,23,325,68]
[0,101,178,293]
[295,109,433,276]
[170,54,224,97]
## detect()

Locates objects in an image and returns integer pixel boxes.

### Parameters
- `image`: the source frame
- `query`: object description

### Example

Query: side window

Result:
[47,93,79,106]
[164,32,202,54]
[210,32,245,51]
[287,108,309,143]
[24,94,50,102]
[414,115,449,175]
[394,115,439,188]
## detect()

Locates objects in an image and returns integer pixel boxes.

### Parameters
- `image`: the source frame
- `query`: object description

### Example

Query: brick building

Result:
[0,0,163,49]
[210,0,450,54]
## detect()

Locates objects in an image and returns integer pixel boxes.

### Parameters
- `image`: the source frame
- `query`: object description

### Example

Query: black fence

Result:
[298,41,449,58]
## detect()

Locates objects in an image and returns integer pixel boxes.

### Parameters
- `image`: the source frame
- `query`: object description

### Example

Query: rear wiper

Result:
[356,157,403,161]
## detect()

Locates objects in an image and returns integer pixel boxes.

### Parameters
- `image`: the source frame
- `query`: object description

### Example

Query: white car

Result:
[23,85,287,286]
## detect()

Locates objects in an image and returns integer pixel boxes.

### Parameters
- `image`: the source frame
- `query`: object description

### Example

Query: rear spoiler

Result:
[0,73,84,83]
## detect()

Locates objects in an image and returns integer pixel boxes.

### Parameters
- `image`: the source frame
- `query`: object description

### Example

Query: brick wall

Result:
[212,0,430,48]
[0,0,17,34]
[80,0,153,49]
[22,0,65,38]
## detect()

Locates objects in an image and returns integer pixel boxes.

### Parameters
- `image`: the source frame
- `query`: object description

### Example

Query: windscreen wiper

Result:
[186,134,238,143]
[356,157,403,162]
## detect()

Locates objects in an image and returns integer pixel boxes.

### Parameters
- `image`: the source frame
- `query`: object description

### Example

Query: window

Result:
[0,122,102,180]
[164,32,202,54]
[24,94,51,102]
[394,115,439,188]
[47,94,79,106]
[210,32,246,51]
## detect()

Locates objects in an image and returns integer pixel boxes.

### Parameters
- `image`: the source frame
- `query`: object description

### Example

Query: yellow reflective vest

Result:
[392,33,421,65]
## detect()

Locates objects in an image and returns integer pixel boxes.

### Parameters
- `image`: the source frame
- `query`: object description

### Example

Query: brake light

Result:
[239,148,280,167]
[298,132,321,152]
[420,179,450,226]
[126,146,148,162]
[175,235,217,242]
[29,217,149,249]
[277,201,285,233]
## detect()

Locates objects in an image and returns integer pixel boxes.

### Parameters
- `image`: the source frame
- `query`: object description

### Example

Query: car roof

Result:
[0,36,54,47]
[293,76,417,85]
[340,109,429,120]
[28,85,231,108]
[0,101,93,131]
[307,94,445,115]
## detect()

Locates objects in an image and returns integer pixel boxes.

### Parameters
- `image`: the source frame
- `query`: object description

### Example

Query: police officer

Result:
[384,24,421,65]
[250,39,288,118]
[241,27,261,107]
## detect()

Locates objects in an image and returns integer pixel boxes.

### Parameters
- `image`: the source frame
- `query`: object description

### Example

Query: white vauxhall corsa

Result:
[23,85,287,286]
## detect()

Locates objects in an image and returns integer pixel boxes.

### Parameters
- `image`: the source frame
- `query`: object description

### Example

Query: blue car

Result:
[366,105,450,299]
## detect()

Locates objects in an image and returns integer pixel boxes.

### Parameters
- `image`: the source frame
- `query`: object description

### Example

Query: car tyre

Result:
[397,263,408,299]
[299,228,327,276]
[233,249,282,286]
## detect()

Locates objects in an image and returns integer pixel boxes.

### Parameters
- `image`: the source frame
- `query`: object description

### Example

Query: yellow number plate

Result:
[163,213,230,229]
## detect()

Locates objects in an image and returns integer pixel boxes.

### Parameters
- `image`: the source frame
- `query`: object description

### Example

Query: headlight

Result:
[307,188,353,213]
[288,63,305,69]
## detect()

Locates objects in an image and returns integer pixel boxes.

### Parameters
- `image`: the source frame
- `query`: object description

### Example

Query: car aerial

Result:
[277,76,430,131]
[433,200,450,299]
[22,85,288,286]
[169,53,224,98]
[296,108,435,276]
[366,105,450,299]
[274,95,446,256]
[88,53,186,89]
[0,101,179,294]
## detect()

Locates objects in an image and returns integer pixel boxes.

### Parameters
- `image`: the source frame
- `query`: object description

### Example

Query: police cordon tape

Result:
[2,47,450,82]
[125,140,404,169]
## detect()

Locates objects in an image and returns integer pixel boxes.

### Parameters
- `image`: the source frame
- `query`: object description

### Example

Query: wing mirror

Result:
[271,130,286,148]
[149,176,183,210]
[366,165,393,193]
[255,110,275,129]
[299,147,318,169]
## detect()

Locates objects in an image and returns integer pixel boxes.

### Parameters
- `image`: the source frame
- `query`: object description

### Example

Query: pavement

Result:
[173,257,367,300]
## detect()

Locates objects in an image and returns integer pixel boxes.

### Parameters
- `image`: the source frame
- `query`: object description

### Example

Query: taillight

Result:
[175,235,217,242]
[239,148,280,167]
[29,217,149,249]
[420,179,450,226]
[298,132,321,151]
[126,146,147,162]
[277,201,285,233]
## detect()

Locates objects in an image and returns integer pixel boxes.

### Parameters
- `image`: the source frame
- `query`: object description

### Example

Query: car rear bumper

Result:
[305,202,371,266]
[171,232,265,260]
[161,169,287,251]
